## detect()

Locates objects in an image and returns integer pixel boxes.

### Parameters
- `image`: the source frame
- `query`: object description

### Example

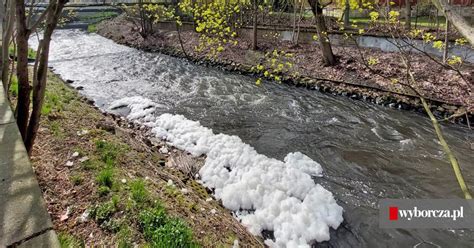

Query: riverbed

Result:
[34,29,474,247]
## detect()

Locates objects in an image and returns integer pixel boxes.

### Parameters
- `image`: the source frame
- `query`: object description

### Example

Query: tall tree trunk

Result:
[292,0,297,43]
[405,0,411,30]
[308,0,336,66]
[252,0,257,50]
[25,0,67,153]
[344,0,350,27]
[2,0,15,91]
[15,0,31,140]
[443,18,449,63]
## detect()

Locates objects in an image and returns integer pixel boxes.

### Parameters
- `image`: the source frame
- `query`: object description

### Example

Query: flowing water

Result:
[36,29,474,247]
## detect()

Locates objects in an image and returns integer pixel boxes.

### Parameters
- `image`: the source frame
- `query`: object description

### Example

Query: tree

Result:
[431,0,474,46]
[252,0,258,50]
[404,0,411,30]
[12,0,68,154]
[1,0,15,91]
[308,0,336,66]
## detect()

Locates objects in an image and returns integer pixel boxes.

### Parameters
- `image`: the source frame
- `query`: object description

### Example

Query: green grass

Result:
[58,232,84,248]
[130,179,149,204]
[8,44,37,60]
[139,204,198,248]
[9,75,18,97]
[82,11,119,21]
[95,140,126,166]
[96,167,114,188]
[49,121,64,138]
[91,198,118,224]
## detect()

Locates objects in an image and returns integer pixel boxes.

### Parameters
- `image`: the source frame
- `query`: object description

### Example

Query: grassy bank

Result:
[29,72,262,247]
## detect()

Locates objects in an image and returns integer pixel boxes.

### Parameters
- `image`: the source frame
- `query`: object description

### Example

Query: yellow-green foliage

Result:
[143,3,176,23]
[179,0,247,57]
[252,49,297,85]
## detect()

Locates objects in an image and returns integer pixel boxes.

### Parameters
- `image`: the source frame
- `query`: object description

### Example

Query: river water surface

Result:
[36,30,474,247]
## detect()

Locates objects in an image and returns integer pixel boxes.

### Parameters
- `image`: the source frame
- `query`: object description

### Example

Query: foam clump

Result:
[110,96,343,247]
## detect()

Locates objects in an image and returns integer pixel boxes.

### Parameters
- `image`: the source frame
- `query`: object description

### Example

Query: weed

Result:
[101,217,121,232]
[95,140,124,166]
[49,121,64,138]
[117,225,133,248]
[96,167,114,188]
[130,179,149,204]
[98,186,111,196]
[91,200,117,224]
[58,232,84,248]
[42,91,64,116]
[81,159,98,171]
[139,205,167,237]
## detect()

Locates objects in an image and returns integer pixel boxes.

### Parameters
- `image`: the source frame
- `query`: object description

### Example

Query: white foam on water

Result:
[110,96,343,247]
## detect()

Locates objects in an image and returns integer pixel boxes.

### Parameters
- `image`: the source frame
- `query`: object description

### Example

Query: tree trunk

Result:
[344,0,350,27]
[292,0,297,43]
[15,0,31,141]
[443,18,449,63]
[431,0,474,46]
[252,0,258,50]
[25,0,67,153]
[405,0,411,30]
[308,0,336,66]
[2,0,15,91]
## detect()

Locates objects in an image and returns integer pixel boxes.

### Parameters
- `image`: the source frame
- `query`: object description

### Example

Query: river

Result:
[34,29,474,247]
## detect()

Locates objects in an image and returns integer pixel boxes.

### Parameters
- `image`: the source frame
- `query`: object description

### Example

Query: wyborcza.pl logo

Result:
[379,199,474,228]
[388,206,463,221]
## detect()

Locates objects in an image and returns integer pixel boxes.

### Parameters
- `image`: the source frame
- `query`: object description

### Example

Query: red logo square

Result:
[389,206,398,221]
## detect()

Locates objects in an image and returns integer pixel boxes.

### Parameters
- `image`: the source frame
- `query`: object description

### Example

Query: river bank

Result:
[96,15,473,125]
[27,71,263,247]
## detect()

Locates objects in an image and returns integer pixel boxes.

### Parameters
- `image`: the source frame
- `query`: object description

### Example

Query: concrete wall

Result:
[0,82,60,247]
